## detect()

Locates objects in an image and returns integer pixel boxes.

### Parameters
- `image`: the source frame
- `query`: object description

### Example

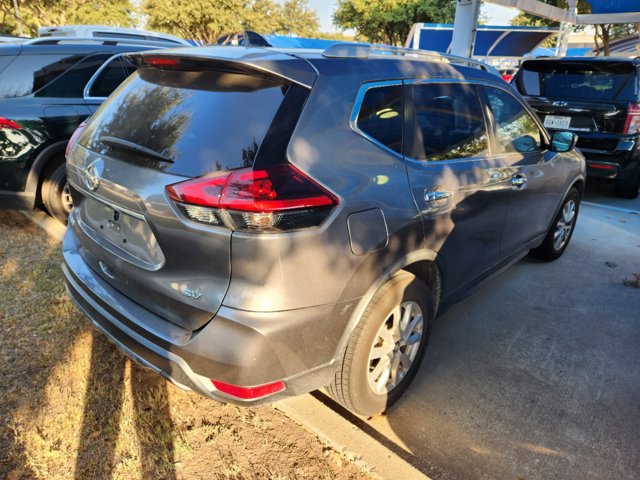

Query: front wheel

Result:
[327,271,433,417]
[42,160,73,225]
[530,187,580,261]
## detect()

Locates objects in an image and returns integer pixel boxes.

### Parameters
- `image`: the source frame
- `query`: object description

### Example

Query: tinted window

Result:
[88,58,133,98]
[80,67,287,177]
[519,61,637,101]
[485,87,543,154]
[35,54,112,98]
[356,84,402,153]
[0,54,73,97]
[412,83,489,161]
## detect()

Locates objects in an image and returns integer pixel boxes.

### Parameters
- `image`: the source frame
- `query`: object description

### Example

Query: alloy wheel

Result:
[367,301,424,395]
[553,199,576,251]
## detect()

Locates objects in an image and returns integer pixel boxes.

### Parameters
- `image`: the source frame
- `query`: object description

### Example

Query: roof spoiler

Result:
[126,50,318,88]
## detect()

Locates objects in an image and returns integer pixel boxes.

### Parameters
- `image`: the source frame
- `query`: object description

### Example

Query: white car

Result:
[37,25,190,47]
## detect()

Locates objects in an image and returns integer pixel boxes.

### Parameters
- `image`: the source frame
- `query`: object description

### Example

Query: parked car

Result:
[500,68,516,82]
[63,44,585,416]
[513,57,640,198]
[0,38,174,223]
[37,25,190,47]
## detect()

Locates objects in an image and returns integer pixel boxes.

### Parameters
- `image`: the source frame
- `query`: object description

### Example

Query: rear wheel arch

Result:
[25,140,69,206]
[333,250,442,363]
[571,178,585,197]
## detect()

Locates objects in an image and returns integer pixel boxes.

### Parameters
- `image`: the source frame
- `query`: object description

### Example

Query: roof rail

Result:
[322,43,500,77]
[24,36,184,48]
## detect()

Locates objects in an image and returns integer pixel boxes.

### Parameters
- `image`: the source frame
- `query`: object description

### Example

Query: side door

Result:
[479,85,566,255]
[404,80,513,296]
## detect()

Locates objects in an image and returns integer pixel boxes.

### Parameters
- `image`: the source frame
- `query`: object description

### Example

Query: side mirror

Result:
[550,130,577,153]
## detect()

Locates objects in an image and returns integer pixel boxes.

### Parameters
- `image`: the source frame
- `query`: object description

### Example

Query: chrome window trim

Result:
[83,52,125,102]
[350,77,552,166]
[349,80,405,160]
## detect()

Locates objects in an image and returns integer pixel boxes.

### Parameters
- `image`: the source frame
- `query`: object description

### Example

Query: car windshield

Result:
[519,61,637,101]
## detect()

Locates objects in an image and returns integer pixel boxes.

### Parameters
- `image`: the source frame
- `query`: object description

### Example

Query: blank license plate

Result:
[544,115,571,129]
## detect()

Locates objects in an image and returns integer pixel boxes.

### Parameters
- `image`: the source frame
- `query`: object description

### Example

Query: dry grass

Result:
[0,211,370,480]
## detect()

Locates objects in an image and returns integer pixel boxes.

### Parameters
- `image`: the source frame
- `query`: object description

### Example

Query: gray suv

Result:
[62,45,585,416]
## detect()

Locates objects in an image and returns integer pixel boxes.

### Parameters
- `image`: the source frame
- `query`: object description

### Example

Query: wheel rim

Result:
[61,181,73,214]
[553,199,576,251]
[367,301,424,395]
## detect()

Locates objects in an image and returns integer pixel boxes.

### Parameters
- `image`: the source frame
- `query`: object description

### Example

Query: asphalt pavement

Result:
[320,182,640,479]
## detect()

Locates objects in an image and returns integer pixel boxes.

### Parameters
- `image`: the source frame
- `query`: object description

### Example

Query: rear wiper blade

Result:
[99,136,173,163]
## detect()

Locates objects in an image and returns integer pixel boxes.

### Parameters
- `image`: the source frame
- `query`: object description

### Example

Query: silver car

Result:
[62,45,585,416]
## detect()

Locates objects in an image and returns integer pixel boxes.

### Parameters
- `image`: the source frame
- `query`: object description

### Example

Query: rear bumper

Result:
[577,135,639,180]
[62,223,354,405]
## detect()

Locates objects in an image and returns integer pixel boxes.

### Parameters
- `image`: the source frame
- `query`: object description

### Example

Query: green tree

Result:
[0,0,135,37]
[143,0,245,44]
[333,0,456,46]
[242,0,320,37]
[276,0,320,36]
[243,0,282,34]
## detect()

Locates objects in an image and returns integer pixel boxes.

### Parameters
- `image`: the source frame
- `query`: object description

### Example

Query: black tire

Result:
[530,187,580,261]
[42,160,73,225]
[327,271,433,417]
[614,170,639,199]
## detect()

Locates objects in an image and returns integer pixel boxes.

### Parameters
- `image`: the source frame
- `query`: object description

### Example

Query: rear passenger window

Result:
[411,83,489,161]
[35,54,111,98]
[484,87,543,154]
[0,54,71,97]
[356,84,403,154]
[88,58,131,98]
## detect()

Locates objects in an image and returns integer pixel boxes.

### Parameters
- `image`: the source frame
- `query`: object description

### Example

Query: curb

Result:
[21,209,429,480]
[275,393,430,480]
[20,210,66,242]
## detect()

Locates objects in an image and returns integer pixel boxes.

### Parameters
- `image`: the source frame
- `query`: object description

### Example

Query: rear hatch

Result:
[66,49,314,331]
[516,60,638,142]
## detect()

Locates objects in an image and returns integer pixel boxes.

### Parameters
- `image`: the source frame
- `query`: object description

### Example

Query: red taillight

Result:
[144,56,180,68]
[66,120,87,157]
[501,74,513,83]
[211,379,285,400]
[0,116,21,130]
[166,164,338,232]
[589,163,615,170]
[623,102,640,135]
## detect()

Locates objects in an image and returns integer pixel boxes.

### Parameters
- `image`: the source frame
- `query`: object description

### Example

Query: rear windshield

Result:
[80,67,287,176]
[518,61,637,101]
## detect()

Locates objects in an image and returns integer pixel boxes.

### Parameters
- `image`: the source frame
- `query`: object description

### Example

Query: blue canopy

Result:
[528,47,592,58]
[406,24,558,57]
[587,0,640,14]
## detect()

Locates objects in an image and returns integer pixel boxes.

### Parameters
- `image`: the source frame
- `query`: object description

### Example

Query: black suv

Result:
[0,39,167,222]
[513,57,640,198]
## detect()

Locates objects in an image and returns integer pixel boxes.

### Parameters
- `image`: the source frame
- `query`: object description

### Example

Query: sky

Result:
[304,1,519,33]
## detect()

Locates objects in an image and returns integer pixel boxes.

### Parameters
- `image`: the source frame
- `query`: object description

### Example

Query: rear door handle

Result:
[511,173,527,190]
[424,191,451,212]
